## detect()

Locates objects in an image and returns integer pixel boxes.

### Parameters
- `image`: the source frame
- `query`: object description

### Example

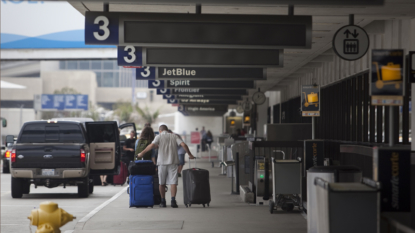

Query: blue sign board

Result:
[41,94,88,111]
[157,89,171,95]
[85,12,119,45]
[148,80,165,88]
[137,66,156,79]
[163,95,175,99]
[167,99,178,104]
[117,46,143,67]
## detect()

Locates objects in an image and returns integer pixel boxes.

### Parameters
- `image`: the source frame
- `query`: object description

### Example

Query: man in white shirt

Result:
[138,124,195,208]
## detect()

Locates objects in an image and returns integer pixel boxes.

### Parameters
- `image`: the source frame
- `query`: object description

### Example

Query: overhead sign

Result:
[135,67,266,80]
[163,95,242,100]
[156,88,248,96]
[371,49,404,106]
[143,48,283,68]
[41,94,88,111]
[410,51,415,83]
[85,12,119,45]
[179,104,228,117]
[136,66,156,79]
[333,25,370,61]
[163,95,175,99]
[167,99,178,104]
[148,80,255,89]
[117,46,142,67]
[301,85,320,116]
[85,12,311,49]
[178,99,237,105]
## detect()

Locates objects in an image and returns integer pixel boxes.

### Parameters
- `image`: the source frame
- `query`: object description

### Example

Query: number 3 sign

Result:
[85,12,119,45]
[117,46,143,66]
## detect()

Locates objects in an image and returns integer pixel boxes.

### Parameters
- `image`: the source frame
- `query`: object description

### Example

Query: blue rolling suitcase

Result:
[129,175,154,208]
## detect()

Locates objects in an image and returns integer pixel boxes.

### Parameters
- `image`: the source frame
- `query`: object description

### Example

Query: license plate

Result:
[42,169,55,176]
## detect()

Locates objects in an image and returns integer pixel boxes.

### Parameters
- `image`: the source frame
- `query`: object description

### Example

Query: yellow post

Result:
[28,202,76,233]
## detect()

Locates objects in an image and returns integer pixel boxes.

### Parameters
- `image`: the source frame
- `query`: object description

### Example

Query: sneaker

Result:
[178,173,182,177]
[160,201,167,208]
[171,200,178,208]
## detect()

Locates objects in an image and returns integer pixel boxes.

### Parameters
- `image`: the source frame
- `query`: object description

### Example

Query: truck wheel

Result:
[89,180,94,194]
[11,177,23,198]
[22,182,30,194]
[78,178,90,198]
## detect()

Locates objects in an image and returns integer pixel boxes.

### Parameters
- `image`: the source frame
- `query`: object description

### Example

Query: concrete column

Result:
[256,98,269,138]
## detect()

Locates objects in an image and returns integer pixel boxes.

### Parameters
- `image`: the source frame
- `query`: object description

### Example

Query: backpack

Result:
[134,139,152,161]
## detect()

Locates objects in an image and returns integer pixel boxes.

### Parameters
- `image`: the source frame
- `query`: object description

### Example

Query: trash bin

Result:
[314,177,379,233]
[307,166,362,233]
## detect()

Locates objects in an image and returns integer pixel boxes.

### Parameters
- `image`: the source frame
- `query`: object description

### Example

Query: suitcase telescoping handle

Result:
[188,156,197,169]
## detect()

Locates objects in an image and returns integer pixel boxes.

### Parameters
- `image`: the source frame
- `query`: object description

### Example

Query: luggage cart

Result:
[269,154,302,213]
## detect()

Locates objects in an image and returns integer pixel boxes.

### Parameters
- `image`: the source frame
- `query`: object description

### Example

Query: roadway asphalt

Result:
[1,148,307,233]
[1,163,127,233]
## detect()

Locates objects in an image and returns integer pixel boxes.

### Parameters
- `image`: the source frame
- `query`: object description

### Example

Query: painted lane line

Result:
[78,186,128,223]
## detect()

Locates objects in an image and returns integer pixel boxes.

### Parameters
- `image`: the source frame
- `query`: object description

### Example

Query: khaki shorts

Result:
[158,164,178,185]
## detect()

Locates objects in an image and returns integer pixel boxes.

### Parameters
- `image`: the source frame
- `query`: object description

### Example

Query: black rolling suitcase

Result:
[182,159,211,208]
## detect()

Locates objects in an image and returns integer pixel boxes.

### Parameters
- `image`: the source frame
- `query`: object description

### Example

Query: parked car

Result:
[8,120,136,198]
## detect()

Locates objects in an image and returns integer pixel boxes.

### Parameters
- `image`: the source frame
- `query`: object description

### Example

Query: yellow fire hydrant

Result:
[28,201,76,233]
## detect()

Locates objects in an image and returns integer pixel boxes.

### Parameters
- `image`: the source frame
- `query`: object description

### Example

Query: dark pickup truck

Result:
[8,120,136,198]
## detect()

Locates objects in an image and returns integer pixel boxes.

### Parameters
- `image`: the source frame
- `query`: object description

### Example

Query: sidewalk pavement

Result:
[73,159,307,233]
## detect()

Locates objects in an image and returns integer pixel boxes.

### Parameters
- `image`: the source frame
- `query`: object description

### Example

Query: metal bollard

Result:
[28,201,75,233]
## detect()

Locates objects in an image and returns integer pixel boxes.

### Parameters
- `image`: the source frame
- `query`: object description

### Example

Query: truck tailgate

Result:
[12,144,86,168]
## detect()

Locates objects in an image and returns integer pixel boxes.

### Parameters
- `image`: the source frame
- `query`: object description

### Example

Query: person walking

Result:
[206,130,213,149]
[167,130,186,177]
[135,127,155,161]
[123,130,136,165]
[137,125,195,208]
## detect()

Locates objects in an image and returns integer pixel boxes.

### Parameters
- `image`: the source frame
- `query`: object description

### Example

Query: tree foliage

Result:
[53,87,80,95]
[113,101,134,123]
[134,104,160,125]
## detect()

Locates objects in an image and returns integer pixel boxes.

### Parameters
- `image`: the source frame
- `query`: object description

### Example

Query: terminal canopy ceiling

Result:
[59,0,415,94]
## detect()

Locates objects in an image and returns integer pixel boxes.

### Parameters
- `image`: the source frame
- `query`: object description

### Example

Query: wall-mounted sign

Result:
[333,25,369,61]
[301,85,320,116]
[40,94,88,111]
[409,51,415,83]
[136,67,265,80]
[371,49,404,106]
[117,46,142,67]
[148,80,255,89]
[373,147,411,212]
